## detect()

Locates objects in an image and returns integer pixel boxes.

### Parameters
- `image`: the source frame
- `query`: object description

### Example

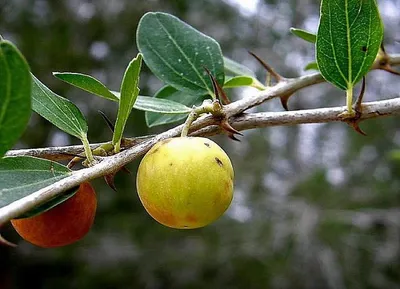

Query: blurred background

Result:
[1,0,400,288]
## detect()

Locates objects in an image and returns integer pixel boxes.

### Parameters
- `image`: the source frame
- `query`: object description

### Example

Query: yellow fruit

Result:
[136,137,234,229]
[11,182,97,248]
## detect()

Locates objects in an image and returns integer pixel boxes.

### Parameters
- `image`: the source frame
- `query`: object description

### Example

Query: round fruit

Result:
[136,137,234,229]
[11,182,97,248]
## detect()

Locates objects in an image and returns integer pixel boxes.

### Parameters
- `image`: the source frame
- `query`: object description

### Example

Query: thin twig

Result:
[6,136,153,161]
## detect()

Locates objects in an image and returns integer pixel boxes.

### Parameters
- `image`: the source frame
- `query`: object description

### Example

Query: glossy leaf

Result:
[224,75,265,90]
[304,62,319,71]
[112,53,142,151]
[224,76,253,87]
[137,12,224,96]
[32,75,88,140]
[135,95,191,113]
[0,40,31,157]
[0,156,78,218]
[111,91,191,114]
[316,0,383,90]
[53,71,190,114]
[146,86,204,127]
[223,56,255,77]
[53,72,118,101]
[290,28,316,43]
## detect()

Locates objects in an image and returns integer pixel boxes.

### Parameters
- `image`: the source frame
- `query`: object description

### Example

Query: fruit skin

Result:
[11,182,97,248]
[136,137,234,229]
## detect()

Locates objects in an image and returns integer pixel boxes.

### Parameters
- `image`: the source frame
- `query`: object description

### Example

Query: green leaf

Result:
[31,75,88,140]
[224,75,265,90]
[112,53,142,152]
[304,62,319,71]
[111,91,191,114]
[223,57,255,77]
[316,0,383,90]
[290,28,316,43]
[0,40,31,157]
[224,76,253,87]
[0,156,78,218]
[137,12,224,97]
[53,72,118,101]
[135,96,191,114]
[54,72,191,115]
[146,86,204,127]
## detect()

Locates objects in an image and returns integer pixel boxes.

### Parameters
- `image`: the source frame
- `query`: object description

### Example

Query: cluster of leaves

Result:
[0,0,386,223]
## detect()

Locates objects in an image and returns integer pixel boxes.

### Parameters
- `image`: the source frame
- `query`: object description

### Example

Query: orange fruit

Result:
[136,137,234,229]
[11,182,97,248]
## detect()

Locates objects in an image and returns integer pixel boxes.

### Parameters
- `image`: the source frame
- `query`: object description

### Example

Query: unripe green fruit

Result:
[136,137,234,229]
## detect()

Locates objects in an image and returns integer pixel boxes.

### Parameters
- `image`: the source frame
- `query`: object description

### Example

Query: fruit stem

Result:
[81,134,95,166]
[181,100,221,137]
[181,111,198,137]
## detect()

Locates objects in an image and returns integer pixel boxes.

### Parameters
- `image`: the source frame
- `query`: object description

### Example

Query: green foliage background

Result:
[1,0,400,288]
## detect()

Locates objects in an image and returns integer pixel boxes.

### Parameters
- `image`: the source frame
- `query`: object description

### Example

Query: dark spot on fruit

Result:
[169,162,173,166]
[361,46,367,52]
[215,157,223,167]
[204,142,210,148]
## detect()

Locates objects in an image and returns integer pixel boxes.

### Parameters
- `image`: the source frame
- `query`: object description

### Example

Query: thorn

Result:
[381,65,400,76]
[98,110,115,133]
[104,173,117,192]
[248,51,283,82]
[279,91,296,111]
[121,166,131,174]
[346,117,367,136]
[216,82,230,105]
[375,44,400,76]
[280,94,290,111]
[221,119,243,136]
[351,123,367,136]
[67,156,83,169]
[204,67,231,104]
[228,133,241,141]
[0,233,17,247]
[354,77,366,112]
[380,42,386,53]
[220,119,242,141]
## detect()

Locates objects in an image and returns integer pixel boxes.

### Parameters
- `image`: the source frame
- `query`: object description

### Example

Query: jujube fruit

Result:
[11,182,97,248]
[136,137,234,229]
